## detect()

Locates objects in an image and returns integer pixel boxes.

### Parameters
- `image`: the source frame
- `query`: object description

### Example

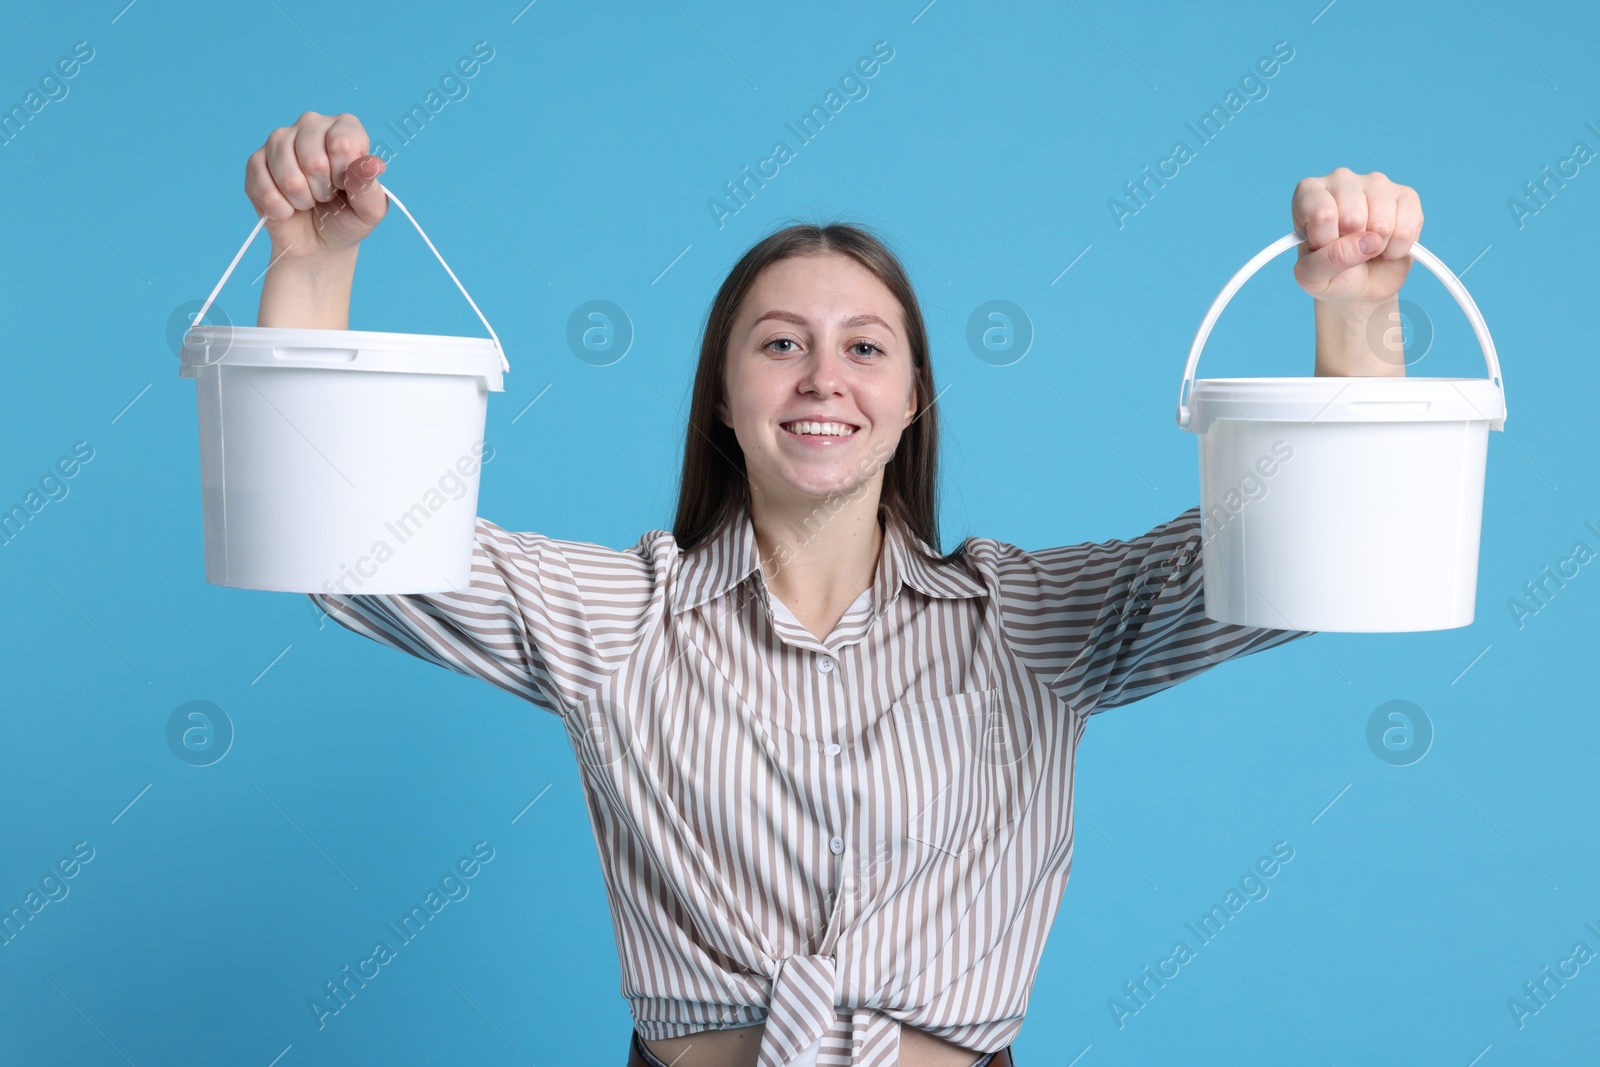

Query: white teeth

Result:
[784,420,856,437]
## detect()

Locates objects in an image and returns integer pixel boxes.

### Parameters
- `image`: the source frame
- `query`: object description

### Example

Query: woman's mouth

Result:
[780,419,860,443]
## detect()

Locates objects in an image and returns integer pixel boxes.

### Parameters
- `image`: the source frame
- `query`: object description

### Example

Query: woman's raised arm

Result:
[308,521,669,719]
[244,110,389,329]
[244,112,671,719]
[1292,167,1423,378]
[985,509,1313,717]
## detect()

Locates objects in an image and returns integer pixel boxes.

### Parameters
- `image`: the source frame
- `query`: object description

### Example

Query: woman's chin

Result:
[763,473,869,506]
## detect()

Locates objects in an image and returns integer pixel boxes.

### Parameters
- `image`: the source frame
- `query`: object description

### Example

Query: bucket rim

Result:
[183,323,502,352]
[1189,375,1505,388]
[1186,373,1505,429]
[177,323,506,390]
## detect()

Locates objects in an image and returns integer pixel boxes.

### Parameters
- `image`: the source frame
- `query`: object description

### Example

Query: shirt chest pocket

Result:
[891,686,1030,858]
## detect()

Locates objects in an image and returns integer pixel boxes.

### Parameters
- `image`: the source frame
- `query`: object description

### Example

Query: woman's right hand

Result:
[245,111,388,257]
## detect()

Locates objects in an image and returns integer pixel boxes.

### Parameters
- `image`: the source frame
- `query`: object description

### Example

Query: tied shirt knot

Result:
[757,952,839,1067]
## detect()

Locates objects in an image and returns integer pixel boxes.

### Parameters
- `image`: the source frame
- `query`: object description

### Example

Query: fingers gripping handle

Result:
[188,182,509,373]
[1175,232,1503,430]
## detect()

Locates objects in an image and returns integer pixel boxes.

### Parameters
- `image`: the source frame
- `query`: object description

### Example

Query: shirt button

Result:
[829,835,845,855]
[818,656,834,674]
[824,742,841,757]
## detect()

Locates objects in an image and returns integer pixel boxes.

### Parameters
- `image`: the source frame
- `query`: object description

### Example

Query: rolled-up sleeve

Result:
[991,505,1313,715]
[307,517,667,717]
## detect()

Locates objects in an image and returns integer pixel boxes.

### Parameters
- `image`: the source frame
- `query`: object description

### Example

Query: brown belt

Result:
[626,1031,1016,1066]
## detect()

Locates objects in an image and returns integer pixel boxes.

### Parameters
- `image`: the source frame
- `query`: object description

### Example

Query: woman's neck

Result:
[749,489,885,623]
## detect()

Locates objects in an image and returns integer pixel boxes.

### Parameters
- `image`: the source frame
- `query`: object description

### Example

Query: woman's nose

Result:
[797,351,843,393]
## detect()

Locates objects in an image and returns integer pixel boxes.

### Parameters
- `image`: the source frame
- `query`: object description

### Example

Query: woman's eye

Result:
[762,338,884,357]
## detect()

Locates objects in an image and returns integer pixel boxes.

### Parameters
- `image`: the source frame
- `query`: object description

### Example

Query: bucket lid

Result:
[1186,375,1504,433]
[179,325,505,390]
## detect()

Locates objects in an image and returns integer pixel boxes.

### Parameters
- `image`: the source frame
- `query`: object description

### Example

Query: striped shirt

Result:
[309,502,1309,1066]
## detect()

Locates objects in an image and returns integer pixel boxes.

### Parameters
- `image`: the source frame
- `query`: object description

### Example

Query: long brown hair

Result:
[671,220,961,564]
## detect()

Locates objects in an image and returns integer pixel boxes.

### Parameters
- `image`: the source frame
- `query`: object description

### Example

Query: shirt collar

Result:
[668,502,988,616]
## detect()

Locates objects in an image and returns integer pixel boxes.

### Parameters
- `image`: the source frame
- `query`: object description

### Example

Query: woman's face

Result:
[717,252,919,512]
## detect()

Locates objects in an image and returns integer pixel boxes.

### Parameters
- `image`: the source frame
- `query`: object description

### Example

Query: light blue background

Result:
[2,1,1596,1064]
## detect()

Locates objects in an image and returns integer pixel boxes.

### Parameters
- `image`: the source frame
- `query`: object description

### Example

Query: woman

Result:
[250,112,1419,1067]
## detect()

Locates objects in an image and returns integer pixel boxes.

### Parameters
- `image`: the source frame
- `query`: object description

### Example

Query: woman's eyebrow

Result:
[750,309,898,338]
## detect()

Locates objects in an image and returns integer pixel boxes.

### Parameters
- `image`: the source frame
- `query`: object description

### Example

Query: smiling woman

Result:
[246,110,1418,1067]
[304,214,1311,1067]
[689,235,937,641]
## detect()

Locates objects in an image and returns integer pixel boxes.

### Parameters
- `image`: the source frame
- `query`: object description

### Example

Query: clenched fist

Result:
[245,111,388,261]
[1292,167,1423,305]
[1293,167,1421,375]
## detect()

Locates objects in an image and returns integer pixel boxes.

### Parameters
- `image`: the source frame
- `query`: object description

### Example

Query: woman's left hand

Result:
[1291,167,1423,306]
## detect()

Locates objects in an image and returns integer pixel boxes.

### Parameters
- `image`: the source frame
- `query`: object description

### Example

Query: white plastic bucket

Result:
[1177,232,1507,633]
[179,185,508,595]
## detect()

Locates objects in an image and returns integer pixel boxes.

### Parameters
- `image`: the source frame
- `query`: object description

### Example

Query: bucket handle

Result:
[188,182,509,373]
[1176,232,1501,430]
